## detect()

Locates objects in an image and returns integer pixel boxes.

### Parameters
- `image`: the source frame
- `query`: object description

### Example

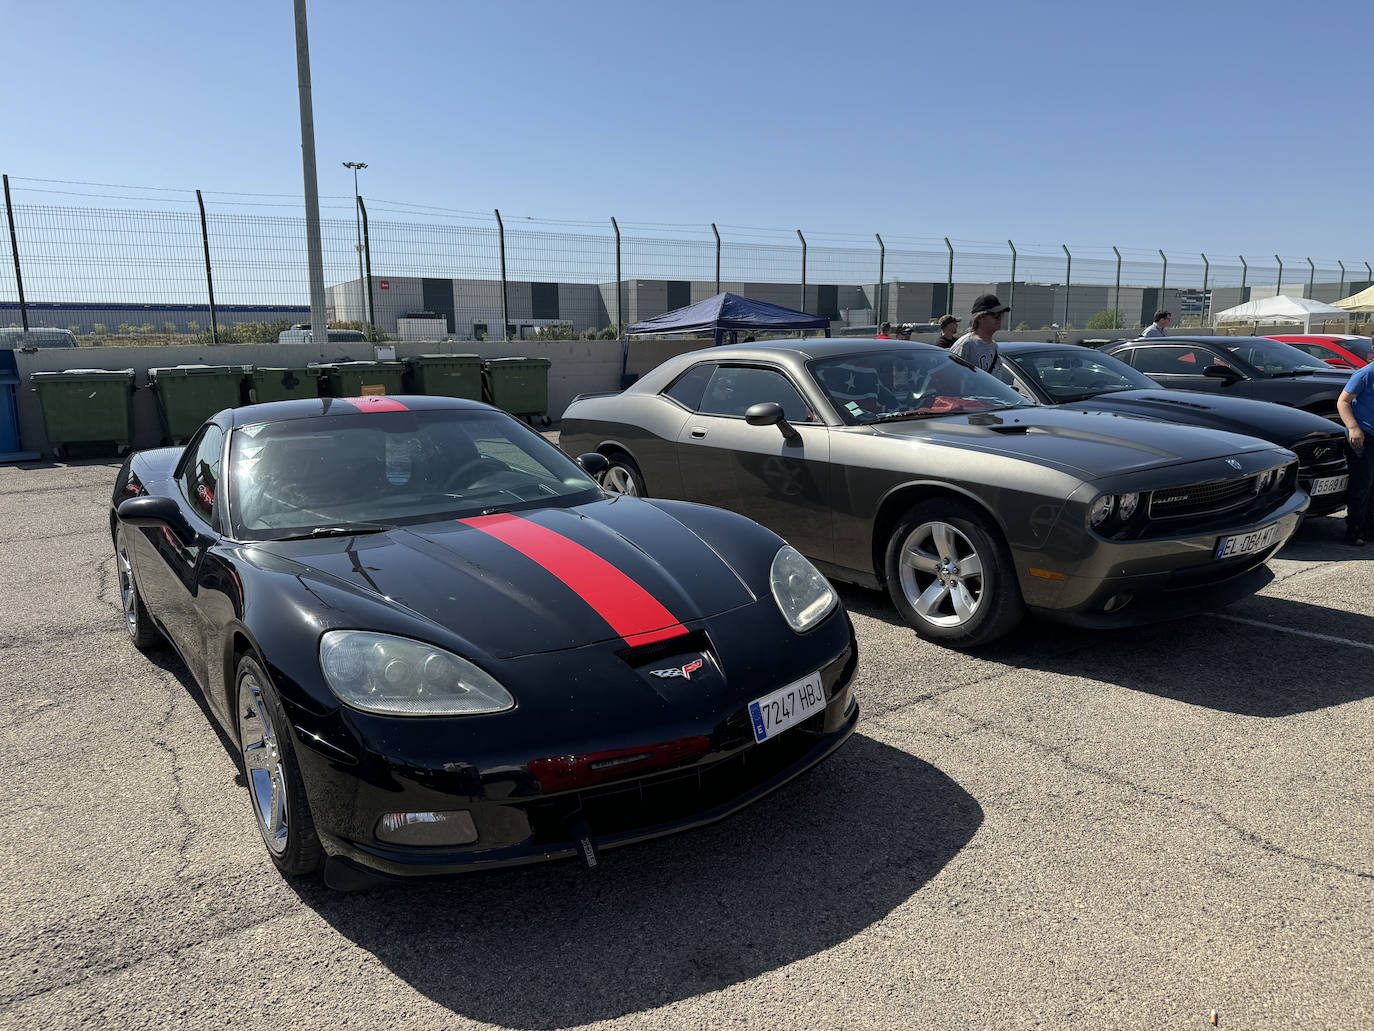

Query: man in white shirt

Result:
[1141,310,1171,338]
[951,294,1011,373]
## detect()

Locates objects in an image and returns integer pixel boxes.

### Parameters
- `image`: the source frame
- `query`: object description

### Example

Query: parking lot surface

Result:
[2,458,1372,1031]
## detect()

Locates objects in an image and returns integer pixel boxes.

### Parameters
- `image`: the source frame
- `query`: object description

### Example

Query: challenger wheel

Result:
[115,524,161,650]
[235,654,322,877]
[600,454,645,497]
[884,499,1024,647]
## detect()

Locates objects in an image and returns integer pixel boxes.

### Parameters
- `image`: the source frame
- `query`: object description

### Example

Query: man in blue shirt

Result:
[1337,362,1374,546]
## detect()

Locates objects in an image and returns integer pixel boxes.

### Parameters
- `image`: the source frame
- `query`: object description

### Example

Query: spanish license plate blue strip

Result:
[1215,522,1280,560]
[748,670,826,744]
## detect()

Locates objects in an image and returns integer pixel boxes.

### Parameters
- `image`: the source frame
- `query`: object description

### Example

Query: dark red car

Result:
[1267,335,1373,370]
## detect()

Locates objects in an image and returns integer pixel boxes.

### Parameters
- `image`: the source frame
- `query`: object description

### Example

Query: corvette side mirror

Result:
[1203,365,1240,382]
[117,495,195,544]
[745,401,800,440]
[576,452,609,477]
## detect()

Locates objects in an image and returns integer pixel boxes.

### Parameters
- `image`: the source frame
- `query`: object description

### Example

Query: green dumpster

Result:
[405,354,483,400]
[248,366,323,404]
[318,361,407,398]
[482,357,551,422]
[148,365,250,444]
[30,368,136,457]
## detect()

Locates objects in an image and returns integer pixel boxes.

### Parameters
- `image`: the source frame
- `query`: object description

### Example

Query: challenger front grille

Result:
[1148,475,1258,519]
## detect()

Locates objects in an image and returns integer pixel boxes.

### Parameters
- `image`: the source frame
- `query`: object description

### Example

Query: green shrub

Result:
[186,320,199,333]
[92,323,107,335]
[597,326,619,340]
[162,322,178,334]
[1085,309,1128,330]
[1013,321,1031,332]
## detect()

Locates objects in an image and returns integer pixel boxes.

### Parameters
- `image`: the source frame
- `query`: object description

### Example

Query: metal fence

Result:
[3,174,1372,341]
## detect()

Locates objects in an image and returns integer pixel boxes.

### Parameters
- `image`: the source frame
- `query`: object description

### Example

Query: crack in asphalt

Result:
[1,527,107,546]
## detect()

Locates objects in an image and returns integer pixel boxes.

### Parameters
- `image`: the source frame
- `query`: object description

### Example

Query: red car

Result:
[1267,334,1373,369]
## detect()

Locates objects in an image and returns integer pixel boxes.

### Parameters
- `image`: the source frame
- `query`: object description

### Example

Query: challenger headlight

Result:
[1257,467,1276,491]
[770,545,837,633]
[1089,494,1115,528]
[1117,492,1140,520]
[319,631,514,716]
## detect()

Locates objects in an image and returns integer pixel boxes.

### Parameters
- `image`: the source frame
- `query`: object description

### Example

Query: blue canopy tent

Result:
[627,292,831,347]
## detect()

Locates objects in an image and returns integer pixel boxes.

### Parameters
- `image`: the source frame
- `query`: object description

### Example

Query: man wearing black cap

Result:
[937,314,960,347]
[951,294,1011,372]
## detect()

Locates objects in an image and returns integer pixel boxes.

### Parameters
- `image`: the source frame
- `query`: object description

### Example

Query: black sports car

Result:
[1103,336,1352,417]
[559,340,1308,648]
[993,342,1349,516]
[111,395,858,887]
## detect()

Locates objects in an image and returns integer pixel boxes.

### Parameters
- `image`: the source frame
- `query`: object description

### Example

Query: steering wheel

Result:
[442,456,509,492]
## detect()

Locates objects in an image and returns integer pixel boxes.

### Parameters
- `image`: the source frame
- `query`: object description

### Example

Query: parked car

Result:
[560,340,1307,648]
[111,395,858,886]
[993,342,1349,516]
[0,327,78,348]
[1266,334,1372,370]
[278,326,368,344]
[1103,336,1352,418]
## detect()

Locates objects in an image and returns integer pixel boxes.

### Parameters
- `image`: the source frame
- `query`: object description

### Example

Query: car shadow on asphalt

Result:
[836,577,1374,719]
[290,733,981,1028]
[139,641,247,788]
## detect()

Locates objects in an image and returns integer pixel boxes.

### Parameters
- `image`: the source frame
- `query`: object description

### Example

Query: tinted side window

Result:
[1131,347,1212,375]
[699,366,809,422]
[662,363,714,410]
[180,425,225,525]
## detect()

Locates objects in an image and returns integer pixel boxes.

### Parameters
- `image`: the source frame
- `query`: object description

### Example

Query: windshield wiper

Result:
[1269,370,1319,378]
[277,523,395,540]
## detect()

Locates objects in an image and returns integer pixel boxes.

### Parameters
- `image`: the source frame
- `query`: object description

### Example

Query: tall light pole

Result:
[343,161,367,329]
[294,0,328,338]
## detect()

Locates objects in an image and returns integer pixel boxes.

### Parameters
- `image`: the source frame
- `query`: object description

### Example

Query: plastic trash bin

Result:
[148,364,250,444]
[405,354,483,400]
[318,361,407,398]
[482,357,551,423]
[29,368,136,457]
[248,366,323,404]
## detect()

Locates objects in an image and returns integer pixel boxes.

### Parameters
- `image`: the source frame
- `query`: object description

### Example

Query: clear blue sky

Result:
[6,0,1373,263]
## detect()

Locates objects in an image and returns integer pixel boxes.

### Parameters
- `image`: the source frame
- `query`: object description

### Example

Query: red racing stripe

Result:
[339,395,409,413]
[459,513,688,646]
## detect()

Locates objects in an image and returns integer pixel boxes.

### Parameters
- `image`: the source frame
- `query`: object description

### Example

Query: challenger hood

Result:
[255,498,755,659]
[870,406,1285,479]
[1062,390,1343,444]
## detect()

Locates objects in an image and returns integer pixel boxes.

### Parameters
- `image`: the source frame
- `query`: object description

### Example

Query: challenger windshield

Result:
[1220,339,1333,374]
[1011,350,1157,402]
[228,409,602,540]
[809,349,1033,425]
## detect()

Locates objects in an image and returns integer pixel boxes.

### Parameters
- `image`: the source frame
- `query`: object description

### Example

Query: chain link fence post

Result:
[611,216,622,338]
[1307,257,1315,299]
[1338,260,1346,300]
[1113,246,1122,329]
[494,209,509,341]
[1008,240,1016,318]
[1159,250,1168,312]
[3,174,28,331]
[194,190,219,344]
[1062,244,1072,329]
[711,223,720,295]
[876,233,885,327]
[1201,253,1209,327]
[944,237,953,321]
[797,230,807,313]
[1275,255,1283,296]
[358,196,374,334]
[1240,255,1248,300]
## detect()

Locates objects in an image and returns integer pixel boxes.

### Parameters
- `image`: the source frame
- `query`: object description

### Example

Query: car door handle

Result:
[690,427,707,438]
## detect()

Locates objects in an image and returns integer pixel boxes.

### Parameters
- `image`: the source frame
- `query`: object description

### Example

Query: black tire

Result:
[883,499,1025,648]
[114,524,162,650]
[234,654,323,877]
[599,453,646,497]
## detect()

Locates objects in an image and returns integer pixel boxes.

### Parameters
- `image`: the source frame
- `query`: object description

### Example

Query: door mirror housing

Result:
[117,495,195,544]
[1203,364,1240,382]
[576,452,609,477]
[745,401,800,440]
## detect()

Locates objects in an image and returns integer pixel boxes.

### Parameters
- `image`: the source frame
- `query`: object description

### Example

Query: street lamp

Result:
[342,161,367,330]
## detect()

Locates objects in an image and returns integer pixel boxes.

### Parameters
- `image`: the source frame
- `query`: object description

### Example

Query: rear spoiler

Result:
[570,389,624,403]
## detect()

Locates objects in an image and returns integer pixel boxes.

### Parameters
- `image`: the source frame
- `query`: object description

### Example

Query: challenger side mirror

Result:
[745,401,800,440]
[117,495,196,545]
[1203,365,1240,382]
[576,452,610,477]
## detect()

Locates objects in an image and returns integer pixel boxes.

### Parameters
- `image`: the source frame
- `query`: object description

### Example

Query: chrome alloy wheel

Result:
[116,535,138,640]
[238,674,290,855]
[897,520,986,628]
[602,464,641,496]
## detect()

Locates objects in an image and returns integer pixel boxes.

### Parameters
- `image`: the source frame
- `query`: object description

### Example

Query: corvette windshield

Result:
[1221,339,1332,374]
[808,348,1033,425]
[1012,350,1156,402]
[228,409,601,540]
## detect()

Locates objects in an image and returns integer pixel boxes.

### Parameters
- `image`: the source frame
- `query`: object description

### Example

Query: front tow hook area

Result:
[323,854,400,892]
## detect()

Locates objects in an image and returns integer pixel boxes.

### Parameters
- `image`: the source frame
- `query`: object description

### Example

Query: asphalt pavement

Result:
[2,457,1372,1031]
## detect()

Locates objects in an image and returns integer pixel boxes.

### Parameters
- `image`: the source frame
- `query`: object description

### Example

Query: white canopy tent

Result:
[1333,283,1374,314]
[1211,294,1351,332]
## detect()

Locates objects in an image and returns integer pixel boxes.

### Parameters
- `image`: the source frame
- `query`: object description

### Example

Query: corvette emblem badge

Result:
[649,658,704,680]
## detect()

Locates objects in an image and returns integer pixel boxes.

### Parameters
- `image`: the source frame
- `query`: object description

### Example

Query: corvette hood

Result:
[870,406,1283,479]
[1062,390,1343,444]
[255,498,756,659]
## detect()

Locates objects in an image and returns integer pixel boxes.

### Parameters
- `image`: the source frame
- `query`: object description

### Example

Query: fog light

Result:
[375,809,478,847]
[1102,592,1134,614]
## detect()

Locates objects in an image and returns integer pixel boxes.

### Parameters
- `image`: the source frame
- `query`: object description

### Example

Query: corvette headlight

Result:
[770,545,837,633]
[319,631,514,716]
[1089,494,1115,528]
